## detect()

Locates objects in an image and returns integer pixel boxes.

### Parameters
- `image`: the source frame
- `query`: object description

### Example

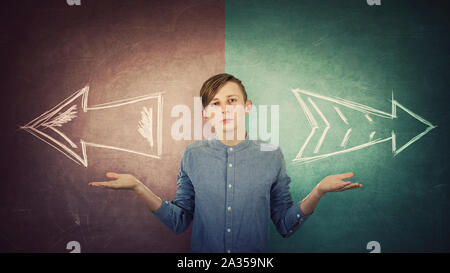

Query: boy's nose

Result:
[221,106,230,116]
[222,104,235,114]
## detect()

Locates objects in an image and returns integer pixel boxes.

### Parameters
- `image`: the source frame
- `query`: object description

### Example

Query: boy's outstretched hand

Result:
[88,172,142,190]
[316,172,362,196]
[301,172,362,216]
[89,172,162,211]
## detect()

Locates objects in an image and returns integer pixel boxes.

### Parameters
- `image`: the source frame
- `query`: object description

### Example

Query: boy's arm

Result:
[270,148,362,238]
[299,186,323,216]
[270,148,310,238]
[133,183,163,212]
[151,163,195,235]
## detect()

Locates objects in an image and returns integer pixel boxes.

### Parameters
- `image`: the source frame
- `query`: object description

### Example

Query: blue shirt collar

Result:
[207,132,251,152]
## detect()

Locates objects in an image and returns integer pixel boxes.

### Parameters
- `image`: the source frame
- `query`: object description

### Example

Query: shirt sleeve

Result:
[152,148,195,235]
[270,147,310,238]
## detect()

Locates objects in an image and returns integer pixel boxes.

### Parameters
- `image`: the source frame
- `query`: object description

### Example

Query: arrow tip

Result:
[391,100,436,155]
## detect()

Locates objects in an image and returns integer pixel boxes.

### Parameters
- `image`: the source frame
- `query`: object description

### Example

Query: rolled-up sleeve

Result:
[152,148,195,235]
[270,148,310,238]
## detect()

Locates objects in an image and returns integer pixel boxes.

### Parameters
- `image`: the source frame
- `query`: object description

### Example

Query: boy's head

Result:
[200,73,247,108]
[200,73,252,140]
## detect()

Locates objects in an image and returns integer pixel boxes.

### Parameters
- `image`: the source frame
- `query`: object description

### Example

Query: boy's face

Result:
[203,81,252,140]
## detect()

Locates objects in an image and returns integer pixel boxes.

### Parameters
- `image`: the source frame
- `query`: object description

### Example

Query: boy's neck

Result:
[218,131,248,147]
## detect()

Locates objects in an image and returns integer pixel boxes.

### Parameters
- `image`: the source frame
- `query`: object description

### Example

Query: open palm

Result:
[317,172,362,195]
[89,172,141,190]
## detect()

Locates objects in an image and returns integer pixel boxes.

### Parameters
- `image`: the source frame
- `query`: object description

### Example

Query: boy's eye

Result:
[210,98,237,107]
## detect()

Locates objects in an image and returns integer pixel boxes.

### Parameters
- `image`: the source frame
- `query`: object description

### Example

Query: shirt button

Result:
[227,250,231,253]
[229,163,232,167]
[229,147,233,151]
[228,184,232,189]
[227,206,231,211]
[227,228,231,232]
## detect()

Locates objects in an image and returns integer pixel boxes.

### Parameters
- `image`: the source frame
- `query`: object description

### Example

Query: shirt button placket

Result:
[225,147,234,253]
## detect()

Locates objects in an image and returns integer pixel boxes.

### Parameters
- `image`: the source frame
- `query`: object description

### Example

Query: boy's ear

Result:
[245,100,253,113]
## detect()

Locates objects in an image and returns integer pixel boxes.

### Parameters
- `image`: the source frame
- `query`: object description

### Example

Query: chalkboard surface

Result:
[227,0,450,252]
[1,0,449,253]
[0,0,224,252]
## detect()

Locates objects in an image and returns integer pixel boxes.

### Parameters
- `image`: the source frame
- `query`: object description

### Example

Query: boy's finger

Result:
[88,182,111,187]
[336,172,354,180]
[336,181,352,191]
[337,185,353,192]
[338,183,362,192]
[337,181,351,187]
[106,172,120,179]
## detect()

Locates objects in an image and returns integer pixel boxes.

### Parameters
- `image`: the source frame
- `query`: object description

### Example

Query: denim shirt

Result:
[152,134,310,253]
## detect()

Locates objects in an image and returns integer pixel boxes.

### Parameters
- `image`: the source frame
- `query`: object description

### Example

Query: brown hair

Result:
[200,73,247,108]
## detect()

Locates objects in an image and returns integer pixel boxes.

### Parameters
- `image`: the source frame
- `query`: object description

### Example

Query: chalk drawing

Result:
[20,85,163,167]
[333,106,349,125]
[340,128,352,147]
[291,89,436,164]
[138,106,154,148]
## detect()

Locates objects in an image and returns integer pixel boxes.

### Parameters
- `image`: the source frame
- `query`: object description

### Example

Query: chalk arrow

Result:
[21,85,164,167]
[291,89,437,164]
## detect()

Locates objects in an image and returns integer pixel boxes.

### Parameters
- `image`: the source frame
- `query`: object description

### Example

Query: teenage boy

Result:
[89,73,362,253]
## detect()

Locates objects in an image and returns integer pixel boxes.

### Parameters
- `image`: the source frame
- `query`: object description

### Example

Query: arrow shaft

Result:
[294,136,393,164]
[84,90,164,157]
[82,141,161,159]
[84,92,163,111]
[293,89,394,119]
